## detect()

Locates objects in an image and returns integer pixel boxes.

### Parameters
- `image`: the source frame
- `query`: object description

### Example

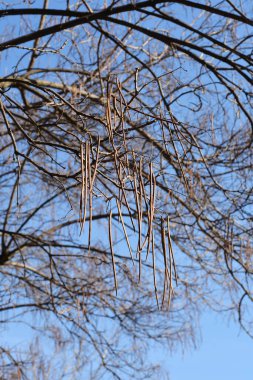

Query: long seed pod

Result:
[146,162,154,260]
[79,142,85,233]
[132,151,142,253]
[109,210,118,295]
[152,230,159,309]
[167,215,178,285]
[91,136,100,189]
[114,151,136,232]
[116,199,134,264]
[133,169,142,282]
[161,218,169,308]
[87,141,93,252]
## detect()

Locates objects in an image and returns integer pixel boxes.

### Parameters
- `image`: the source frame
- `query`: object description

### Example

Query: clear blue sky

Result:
[165,312,253,380]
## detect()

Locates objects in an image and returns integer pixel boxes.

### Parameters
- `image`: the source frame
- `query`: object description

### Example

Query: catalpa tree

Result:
[0,1,252,378]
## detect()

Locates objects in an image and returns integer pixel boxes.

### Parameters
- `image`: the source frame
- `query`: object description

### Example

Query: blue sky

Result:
[166,312,253,380]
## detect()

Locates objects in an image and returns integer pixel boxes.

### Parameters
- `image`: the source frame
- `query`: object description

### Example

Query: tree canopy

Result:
[0,1,252,378]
